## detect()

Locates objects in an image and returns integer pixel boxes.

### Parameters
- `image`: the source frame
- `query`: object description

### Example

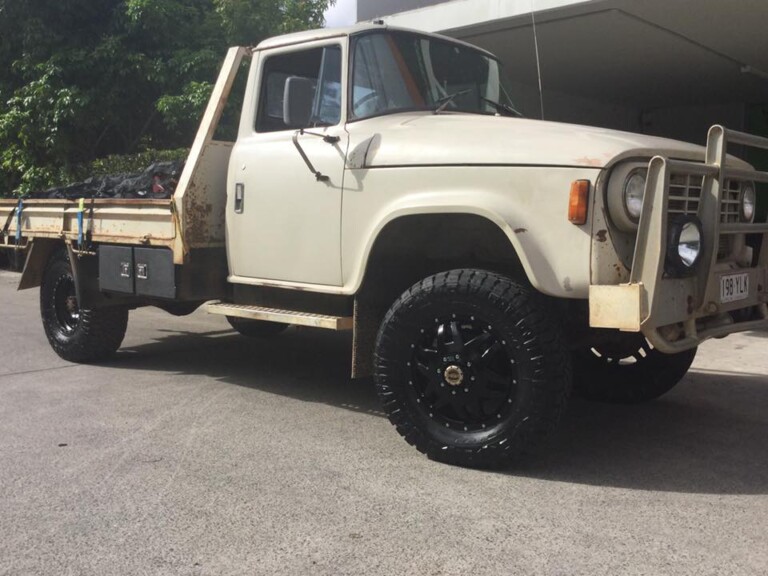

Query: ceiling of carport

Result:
[447,0,768,110]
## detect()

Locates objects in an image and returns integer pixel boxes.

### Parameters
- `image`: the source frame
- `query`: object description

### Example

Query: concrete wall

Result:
[507,81,642,133]
[358,0,449,21]
[641,104,747,145]
[358,0,756,148]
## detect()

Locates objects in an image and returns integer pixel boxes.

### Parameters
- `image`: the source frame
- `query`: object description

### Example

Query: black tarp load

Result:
[30,161,185,200]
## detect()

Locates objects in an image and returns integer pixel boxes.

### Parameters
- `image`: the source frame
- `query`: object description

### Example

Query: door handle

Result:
[234,183,245,213]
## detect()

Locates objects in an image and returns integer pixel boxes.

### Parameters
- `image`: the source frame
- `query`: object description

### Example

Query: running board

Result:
[206,302,353,331]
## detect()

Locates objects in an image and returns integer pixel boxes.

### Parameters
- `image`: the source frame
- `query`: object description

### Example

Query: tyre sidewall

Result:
[375,271,570,466]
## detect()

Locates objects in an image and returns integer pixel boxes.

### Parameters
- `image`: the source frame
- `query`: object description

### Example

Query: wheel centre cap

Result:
[444,365,464,387]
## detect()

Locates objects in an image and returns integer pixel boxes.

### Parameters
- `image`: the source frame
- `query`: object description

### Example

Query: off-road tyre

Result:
[573,337,696,404]
[226,316,288,338]
[374,269,572,469]
[40,249,128,363]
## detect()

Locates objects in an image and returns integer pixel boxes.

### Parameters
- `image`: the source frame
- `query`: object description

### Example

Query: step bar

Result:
[207,301,353,331]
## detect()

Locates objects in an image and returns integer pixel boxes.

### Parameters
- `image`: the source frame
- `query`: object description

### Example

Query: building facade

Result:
[356,0,768,166]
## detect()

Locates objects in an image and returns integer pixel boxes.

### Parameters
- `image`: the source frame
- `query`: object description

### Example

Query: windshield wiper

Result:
[480,96,524,118]
[433,88,473,114]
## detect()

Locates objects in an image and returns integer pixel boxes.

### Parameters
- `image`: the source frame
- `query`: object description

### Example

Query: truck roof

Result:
[254,23,495,57]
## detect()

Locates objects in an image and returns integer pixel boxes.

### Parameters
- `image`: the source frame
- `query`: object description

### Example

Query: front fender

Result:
[341,165,602,298]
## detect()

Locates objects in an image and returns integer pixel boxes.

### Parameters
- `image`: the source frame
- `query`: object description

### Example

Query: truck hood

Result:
[350,113,710,170]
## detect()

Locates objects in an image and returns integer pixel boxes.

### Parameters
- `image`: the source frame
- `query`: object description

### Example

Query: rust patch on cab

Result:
[574,156,604,167]
[595,229,608,243]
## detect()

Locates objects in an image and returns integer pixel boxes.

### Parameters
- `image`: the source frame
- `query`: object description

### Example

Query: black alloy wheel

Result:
[40,248,128,363]
[52,273,80,333]
[375,269,572,468]
[409,315,517,433]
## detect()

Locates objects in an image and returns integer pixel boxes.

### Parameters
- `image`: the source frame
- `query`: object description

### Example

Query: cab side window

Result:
[256,45,342,133]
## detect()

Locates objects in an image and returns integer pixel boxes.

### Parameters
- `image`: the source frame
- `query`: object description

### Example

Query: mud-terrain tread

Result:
[374,269,572,468]
[40,250,128,363]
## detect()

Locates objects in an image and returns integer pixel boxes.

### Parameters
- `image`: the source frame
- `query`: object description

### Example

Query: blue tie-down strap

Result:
[15,199,23,244]
[77,198,85,246]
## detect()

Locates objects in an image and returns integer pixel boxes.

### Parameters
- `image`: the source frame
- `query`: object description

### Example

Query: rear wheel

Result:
[573,335,696,404]
[374,269,571,468]
[40,249,128,363]
[226,316,288,338]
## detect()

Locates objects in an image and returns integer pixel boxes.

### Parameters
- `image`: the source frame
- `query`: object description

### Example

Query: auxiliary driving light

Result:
[741,183,756,223]
[665,216,703,277]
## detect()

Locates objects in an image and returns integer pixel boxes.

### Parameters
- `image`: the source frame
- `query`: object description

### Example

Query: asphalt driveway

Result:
[0,270,766,576]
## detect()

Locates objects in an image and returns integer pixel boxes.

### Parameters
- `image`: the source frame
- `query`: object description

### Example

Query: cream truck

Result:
[2,24,766,467]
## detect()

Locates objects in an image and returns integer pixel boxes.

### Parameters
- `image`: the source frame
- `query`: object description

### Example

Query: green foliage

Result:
[0,0,334,196]
[81,148,190,179]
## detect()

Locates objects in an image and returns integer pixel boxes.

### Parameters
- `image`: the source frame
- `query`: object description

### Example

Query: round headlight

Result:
[666,216,703,277]
[623,170,647,222]
[677,221,702,268]
[741,183,756,223]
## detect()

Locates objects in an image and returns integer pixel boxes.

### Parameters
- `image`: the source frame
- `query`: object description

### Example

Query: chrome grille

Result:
[720,179,742,223]
[665,175,744,223]
[667,173,702,216]
[665,175,746,260]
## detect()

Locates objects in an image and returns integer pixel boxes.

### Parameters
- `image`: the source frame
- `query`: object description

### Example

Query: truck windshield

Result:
[350,31,520,121]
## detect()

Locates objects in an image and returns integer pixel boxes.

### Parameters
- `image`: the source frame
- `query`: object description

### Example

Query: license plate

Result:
[720,273,749,303]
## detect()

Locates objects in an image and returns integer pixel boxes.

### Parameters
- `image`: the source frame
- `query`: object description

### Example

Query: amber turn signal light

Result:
[568,180,590,224]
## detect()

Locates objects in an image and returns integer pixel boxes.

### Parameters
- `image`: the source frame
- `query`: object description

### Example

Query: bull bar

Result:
[589,125,768,353]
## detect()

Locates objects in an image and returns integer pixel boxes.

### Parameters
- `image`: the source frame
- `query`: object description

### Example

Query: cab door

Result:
[227,41,347,286]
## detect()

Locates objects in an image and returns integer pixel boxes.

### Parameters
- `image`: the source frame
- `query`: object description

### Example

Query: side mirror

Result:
[283,76,316,128]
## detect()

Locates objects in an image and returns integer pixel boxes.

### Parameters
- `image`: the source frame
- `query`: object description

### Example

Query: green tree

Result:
[0,0,334,195]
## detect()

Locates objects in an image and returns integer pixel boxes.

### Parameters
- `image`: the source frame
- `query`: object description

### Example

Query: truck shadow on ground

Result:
[107,325,768,495]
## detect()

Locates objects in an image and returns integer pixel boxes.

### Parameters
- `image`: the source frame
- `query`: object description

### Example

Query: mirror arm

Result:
[299,128,341,144]
[292,131,330,182]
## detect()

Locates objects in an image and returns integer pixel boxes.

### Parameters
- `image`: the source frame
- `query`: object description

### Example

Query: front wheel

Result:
[374,269,572,468]
[40,249,128,363]
[573,335,696,404]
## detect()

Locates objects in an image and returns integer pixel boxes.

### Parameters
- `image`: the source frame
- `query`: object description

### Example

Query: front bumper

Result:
[589,126,768,353]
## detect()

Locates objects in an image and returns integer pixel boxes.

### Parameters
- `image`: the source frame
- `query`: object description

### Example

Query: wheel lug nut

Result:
[464,388,469,393]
